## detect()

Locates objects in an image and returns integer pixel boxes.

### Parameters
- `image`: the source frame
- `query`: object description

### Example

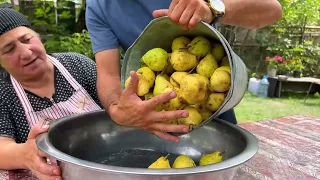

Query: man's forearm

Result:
[220,0,282,29]
[95,49,122,112]
[0,139,27,170]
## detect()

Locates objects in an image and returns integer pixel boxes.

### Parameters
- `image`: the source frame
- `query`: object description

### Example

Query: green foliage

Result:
[44,30,94,60]
[255,0,320,77]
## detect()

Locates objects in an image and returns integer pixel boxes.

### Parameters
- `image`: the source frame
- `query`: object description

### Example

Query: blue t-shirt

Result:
[86,0,171,54]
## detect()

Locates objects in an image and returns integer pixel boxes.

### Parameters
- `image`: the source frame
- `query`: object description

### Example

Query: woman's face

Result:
[0,26,48,81]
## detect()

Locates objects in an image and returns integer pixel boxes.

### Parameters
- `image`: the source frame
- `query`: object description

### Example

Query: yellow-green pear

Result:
[192,104,214,121]
[178,106,203,130]
[170,49,198,72]
[148,154,171,169]
[141,48,168,71]
[179,74,207,105]
[220,56,230,67]
[199,151,224,166]
[187,36,212,58]
[153,74,174,96]
[216,66,231,74]
[205,93,225,111]
[137,67,155,88]
[170,72,188,88]
[125,74,150,96]
[172,155,196,168]
[211,42,225,62]
[171,36,191,51]
[196,54,219,78]
[210,70,231,92]
[164,53,175,75]
[189,73,209,90]
[162,87,183,111]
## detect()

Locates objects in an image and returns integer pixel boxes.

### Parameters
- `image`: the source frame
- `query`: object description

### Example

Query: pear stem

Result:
[219,151,226,156]
[187,62,199,74]
[164,154,170,160]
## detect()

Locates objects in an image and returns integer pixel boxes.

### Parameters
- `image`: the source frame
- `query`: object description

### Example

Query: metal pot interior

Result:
[37,110,258,175]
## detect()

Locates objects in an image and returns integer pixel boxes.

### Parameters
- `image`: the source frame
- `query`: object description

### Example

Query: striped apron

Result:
[0,55,101,180]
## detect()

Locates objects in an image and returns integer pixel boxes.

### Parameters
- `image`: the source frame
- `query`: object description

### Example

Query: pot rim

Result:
[36,110,259,176]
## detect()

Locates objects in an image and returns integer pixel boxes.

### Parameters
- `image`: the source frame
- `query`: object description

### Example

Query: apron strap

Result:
[46,54,81,90]
[10,76,39,126]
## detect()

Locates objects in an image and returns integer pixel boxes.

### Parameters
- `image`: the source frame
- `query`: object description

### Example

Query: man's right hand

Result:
[108,71,190,143]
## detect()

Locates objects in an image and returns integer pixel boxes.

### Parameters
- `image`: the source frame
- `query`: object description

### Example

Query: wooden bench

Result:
[267,77,320,102]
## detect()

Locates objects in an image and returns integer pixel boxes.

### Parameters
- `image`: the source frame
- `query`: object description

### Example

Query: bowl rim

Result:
[36,109,259,176]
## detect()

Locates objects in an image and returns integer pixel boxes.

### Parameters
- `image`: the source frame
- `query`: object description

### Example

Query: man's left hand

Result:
[153,0,213,30]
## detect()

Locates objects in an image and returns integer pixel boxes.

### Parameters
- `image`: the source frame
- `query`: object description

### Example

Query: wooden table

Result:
[268,77,320,102]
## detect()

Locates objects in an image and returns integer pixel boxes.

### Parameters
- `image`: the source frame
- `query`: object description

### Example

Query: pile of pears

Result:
[148,151,225,169]
[125,36,231,130]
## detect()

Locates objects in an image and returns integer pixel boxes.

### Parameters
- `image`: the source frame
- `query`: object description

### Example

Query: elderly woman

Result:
[0,5,102,180]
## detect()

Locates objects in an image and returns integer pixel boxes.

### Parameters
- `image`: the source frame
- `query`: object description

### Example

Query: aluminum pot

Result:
[121,16,249,121]
[36,110,258,180]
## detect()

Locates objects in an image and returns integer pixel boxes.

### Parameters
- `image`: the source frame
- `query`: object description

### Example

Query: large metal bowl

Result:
[36,110,258,180]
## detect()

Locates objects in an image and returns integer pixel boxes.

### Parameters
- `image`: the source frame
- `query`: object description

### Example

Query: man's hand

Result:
[153,0,213,30]
[108,71,190,143]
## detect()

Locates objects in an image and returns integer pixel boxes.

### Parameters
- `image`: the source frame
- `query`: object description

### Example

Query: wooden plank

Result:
[270,77,320,85]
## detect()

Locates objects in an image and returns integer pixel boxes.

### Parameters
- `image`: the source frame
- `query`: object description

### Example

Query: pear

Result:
[199,151,225,166]
[178,106,203,130]
[205,93,225,112]
[211,42,225,62]
[168,119,179,125]
[220,56,230,67]
[170,72,188,88]
[148,154,171,169]
[187,36,212,58]
[216,66,231,74]
[196,54,219,78]
[153,74,174,96]
[172,155,196,168]
[162,87,183,111]
[164,53,175,75]
[141,63,147,67]
[141,48,168,71]
[170,49,198,72]
[179,74,207,105]
[125,74,150,96]
[171,36,191,51]
[192,104,214,121]
[137,67,155,88]
[189,73,209,90]
[210,70,231,92]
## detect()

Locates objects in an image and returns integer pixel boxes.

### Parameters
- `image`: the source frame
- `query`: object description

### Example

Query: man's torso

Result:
[93,0,171,50]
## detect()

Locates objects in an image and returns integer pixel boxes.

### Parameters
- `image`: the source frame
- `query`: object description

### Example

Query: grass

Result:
[234,91,320,124]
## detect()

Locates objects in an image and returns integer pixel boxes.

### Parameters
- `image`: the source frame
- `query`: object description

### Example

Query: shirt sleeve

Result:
[85,0,119,54]
[0,94,15,140]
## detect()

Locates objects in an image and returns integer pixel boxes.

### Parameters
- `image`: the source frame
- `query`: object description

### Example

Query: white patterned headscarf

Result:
[0,3,31,36]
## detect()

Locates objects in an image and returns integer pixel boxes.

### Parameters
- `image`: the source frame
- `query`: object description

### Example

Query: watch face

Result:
[211,0,225,12]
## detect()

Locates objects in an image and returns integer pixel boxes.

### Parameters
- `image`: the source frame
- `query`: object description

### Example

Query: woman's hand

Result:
[109,71,190,143]
[24,122,62,180]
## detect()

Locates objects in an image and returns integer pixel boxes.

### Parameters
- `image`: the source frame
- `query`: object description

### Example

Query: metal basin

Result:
[36,110,258,180]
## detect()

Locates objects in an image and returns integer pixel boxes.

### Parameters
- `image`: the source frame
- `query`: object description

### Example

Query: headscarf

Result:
[0,3,31,36]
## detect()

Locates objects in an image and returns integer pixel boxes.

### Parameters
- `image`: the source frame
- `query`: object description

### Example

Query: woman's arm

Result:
[0,97,61,179]
[0,137,27,169]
